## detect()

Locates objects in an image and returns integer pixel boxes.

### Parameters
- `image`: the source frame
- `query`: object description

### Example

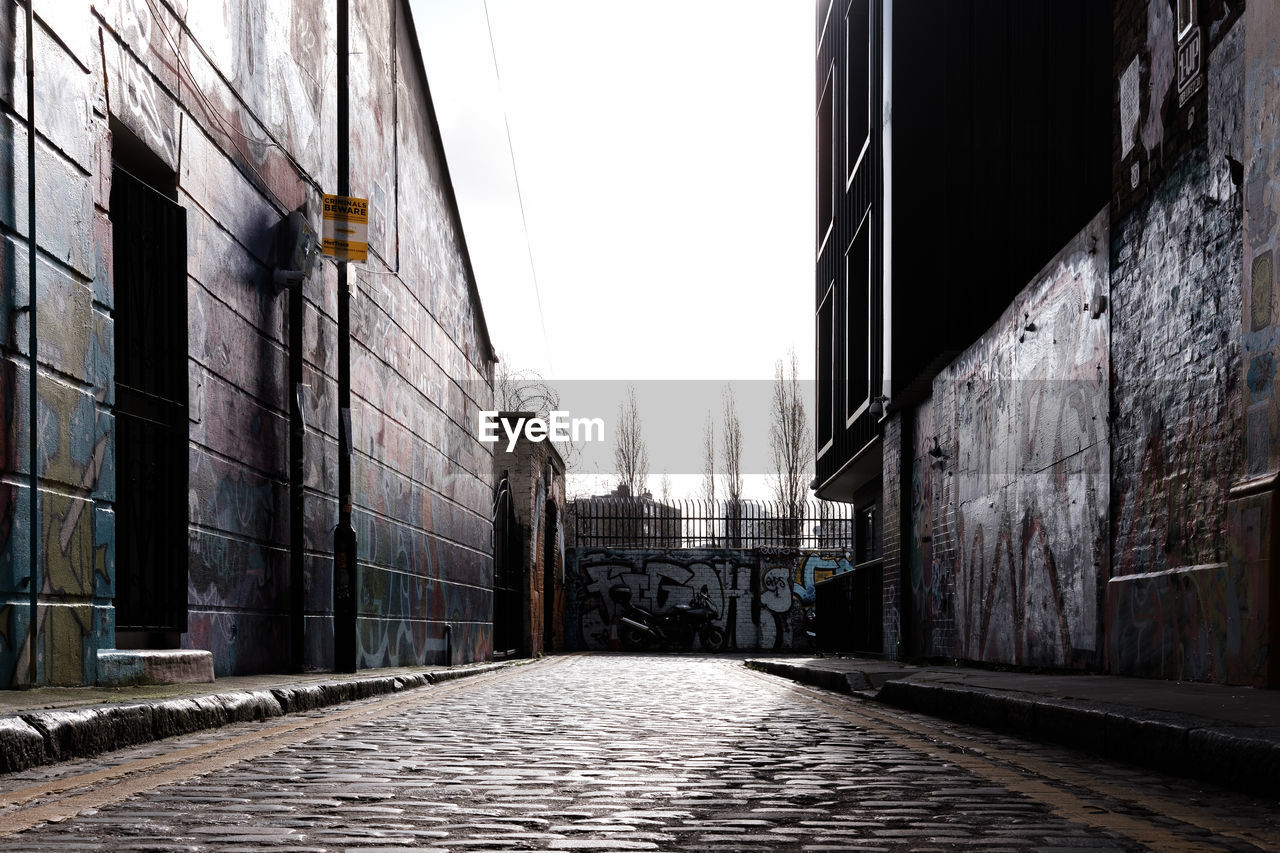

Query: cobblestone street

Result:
[1,656,1276,852]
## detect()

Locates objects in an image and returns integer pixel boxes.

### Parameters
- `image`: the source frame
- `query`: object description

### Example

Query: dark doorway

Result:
[542,499,558,653]
[491,474,523,658]
[109,161,189,644]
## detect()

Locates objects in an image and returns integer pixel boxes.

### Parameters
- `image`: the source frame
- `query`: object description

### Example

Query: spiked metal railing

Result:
[567,498,855,550]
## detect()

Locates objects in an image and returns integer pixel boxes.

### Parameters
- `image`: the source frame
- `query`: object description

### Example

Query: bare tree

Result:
[721,386,743,546]
[769,349,814,545]
[700,411,716,504]
[659,471,673,503]
[721,386,743,503]
[614,386,649,497]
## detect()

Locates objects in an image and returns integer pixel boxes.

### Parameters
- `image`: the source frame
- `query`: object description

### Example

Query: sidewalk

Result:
[0,661,518,775]
[746,656,1280,794]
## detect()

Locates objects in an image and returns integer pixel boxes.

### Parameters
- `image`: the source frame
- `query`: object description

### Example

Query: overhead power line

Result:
[483,0,554,374]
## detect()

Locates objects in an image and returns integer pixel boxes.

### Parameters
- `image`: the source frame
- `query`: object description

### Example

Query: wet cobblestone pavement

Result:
[1,656,1276,851]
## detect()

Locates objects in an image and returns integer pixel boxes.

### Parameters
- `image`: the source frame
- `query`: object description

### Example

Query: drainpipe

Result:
[332,0,357,673]
[25,0,39,687]
[289,255,304,672]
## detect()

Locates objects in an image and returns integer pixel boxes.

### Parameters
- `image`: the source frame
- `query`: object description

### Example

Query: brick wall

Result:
[1105,11,1248,682]
[881,415,902,658]
[492,434,568,657]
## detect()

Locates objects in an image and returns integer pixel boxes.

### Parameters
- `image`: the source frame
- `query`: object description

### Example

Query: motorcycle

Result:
[610,583,727,652]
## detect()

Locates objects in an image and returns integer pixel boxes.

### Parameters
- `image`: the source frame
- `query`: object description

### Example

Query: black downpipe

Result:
[332,0,357,673]
[289,261,304,671]
[25,0,39,687]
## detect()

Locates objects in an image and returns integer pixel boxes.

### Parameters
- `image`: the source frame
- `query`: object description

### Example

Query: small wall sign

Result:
[322,194,369,262]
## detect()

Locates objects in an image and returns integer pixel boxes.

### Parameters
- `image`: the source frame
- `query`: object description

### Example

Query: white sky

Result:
[410,0,815,497]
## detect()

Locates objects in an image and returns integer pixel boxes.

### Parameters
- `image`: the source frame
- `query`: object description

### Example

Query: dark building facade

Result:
[816,0,1278,686]
[0,0,496,687]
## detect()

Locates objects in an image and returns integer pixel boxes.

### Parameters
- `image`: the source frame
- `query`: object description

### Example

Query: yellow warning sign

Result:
[322,194,369,262]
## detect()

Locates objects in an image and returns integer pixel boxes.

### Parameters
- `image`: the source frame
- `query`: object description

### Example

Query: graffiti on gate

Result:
[567,547,854,653]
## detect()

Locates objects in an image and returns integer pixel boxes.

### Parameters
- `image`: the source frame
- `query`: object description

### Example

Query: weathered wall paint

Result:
[906,211,1110,669]
[1107,5,1252,683]
[0,0,112,686]
[528,460,567,654]
[1241,0,1280,474]
[1112,0,1241,216]
[0,0,495,686]
[906,398,952,657]
[882,415,902,658]
[565,547,852,653]
[867,1,1268,684]
[1222,0,1280,687]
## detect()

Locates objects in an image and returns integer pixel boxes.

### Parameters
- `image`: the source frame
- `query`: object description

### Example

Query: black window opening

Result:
[1177,0,1196,35]
[856,500,880,566]
[110,163,189,642]
[845,211,871,421]
[817,285,835,450]
[845,0,870,181]
[817,67,835,250]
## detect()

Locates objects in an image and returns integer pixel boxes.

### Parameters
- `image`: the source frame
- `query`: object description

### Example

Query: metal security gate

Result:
[492,475,523,658]
[110,167,189,636]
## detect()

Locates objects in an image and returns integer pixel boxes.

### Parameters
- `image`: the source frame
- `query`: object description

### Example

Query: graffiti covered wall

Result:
[907,210,1110,669]
[0,0,495,686]
[345,1,495,671]
[565,547,852,653]
[0,1,112,686]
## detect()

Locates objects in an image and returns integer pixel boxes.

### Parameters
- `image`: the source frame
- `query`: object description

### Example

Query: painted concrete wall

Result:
[0,0,494,686]
[0,0,112,686]
[565,547,853,653]
[906,211,1110,669]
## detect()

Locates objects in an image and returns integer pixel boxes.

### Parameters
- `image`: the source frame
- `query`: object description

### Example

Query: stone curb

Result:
[746,660,1280,794]
[0,662,516,775]
[745,659,864,693]
[876,680,1280,794]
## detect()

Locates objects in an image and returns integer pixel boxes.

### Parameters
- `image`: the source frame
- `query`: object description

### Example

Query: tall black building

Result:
[814,0,1112,502]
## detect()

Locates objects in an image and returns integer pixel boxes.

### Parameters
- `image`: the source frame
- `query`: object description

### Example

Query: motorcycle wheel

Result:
[620,625,649,651]
[700,625,727,653]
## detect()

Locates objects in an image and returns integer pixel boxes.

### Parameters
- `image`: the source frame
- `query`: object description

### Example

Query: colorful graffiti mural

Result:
[566,547,852,653]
